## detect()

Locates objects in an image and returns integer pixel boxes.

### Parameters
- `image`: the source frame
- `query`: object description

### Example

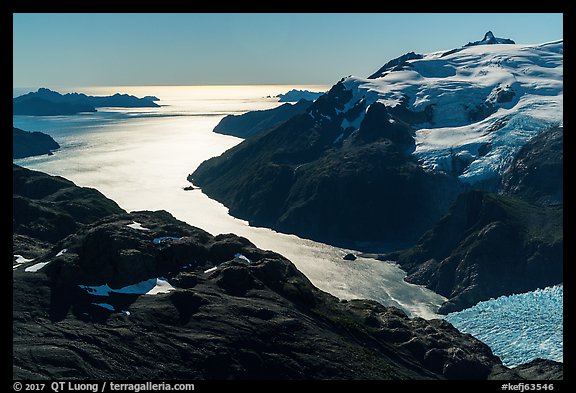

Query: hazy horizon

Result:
[13,13,563,87]
[12,84,331,99]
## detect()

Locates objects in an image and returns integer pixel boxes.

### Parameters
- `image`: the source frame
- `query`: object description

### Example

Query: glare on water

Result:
[13,85,447,319]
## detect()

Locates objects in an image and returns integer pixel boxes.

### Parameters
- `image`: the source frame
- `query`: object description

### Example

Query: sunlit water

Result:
[14,85,447,319]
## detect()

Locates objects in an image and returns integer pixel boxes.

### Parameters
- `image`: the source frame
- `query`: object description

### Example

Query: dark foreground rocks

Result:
[13,167,561,380]
[13,164,125,261]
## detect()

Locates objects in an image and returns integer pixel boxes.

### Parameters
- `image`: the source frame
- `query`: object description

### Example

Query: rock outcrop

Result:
[13,167,560,380]
[13,164,125,260]
[502,126,563,207]
[382,191,562,314]
[191,91,462,249]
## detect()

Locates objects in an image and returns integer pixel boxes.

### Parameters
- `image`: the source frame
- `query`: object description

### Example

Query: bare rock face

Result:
[13,167,561,380]
[382,191,562,314]
[10,208,499,380]
[502,127,563,207]
[13,164,125,267]
[191,87,462,250]
[380,125,563,314]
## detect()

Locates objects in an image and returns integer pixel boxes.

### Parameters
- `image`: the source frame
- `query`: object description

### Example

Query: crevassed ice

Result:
[445,285,563,367]
[337,41,562,186]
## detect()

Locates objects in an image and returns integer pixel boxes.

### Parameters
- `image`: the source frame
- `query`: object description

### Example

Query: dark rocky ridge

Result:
[214,99,313,138]
[511,359,563,380]
[381,191,562,314]
[10,211,550,381]
[13,164,125,260]
[13,88,159,116]
[379,126,563,313]
[191,83,462,250]
[465,31,516,47]
[502,127,563,207]
[13,167,562,380]
[13,127,60,159]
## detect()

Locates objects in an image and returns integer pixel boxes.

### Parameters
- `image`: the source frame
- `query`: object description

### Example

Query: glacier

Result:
[335,39,562,187]
[444,285,563,367]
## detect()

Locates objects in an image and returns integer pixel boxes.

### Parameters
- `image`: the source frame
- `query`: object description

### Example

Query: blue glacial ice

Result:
[444,285,563,367]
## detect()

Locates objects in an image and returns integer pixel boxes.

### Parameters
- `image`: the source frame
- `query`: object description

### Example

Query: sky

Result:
[13,13,563,88]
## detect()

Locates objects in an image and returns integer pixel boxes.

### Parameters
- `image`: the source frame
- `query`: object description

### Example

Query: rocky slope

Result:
[465,31,516,47]
[502,126,563,207]
[380,124,563,314]
[13,164,125,260]
[13,167,562,380]
[381,190,562,314]
[190,35,562,250]
[214,99,313,138]
[13,127,60,159]
[13,88,159,116]
[192,94,462,249]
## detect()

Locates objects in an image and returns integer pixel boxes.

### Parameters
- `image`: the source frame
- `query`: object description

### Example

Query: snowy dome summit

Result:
[335,33,563,186]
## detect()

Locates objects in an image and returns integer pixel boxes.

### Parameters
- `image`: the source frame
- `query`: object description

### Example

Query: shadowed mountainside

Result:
[12,166,561,380]
[191,88,462,250]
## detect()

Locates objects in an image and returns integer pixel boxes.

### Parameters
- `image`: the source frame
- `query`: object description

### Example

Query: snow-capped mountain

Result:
[192,33,562,249]
[191,33,563,320]
[333,35,563,186]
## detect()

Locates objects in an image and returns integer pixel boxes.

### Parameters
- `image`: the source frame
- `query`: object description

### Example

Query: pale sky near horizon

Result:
[13,13,563,88]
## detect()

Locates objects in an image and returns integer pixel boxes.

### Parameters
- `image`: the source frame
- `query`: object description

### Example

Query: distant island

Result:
[13,127,60,159]
[13,88,160,116]
[275,89,324,102]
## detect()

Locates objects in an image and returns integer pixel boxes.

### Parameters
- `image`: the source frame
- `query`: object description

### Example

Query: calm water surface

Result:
[13,85,447,319]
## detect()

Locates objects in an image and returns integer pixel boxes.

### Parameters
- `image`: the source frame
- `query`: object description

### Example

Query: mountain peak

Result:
[484,31,495,41]
[465,31,515,47]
